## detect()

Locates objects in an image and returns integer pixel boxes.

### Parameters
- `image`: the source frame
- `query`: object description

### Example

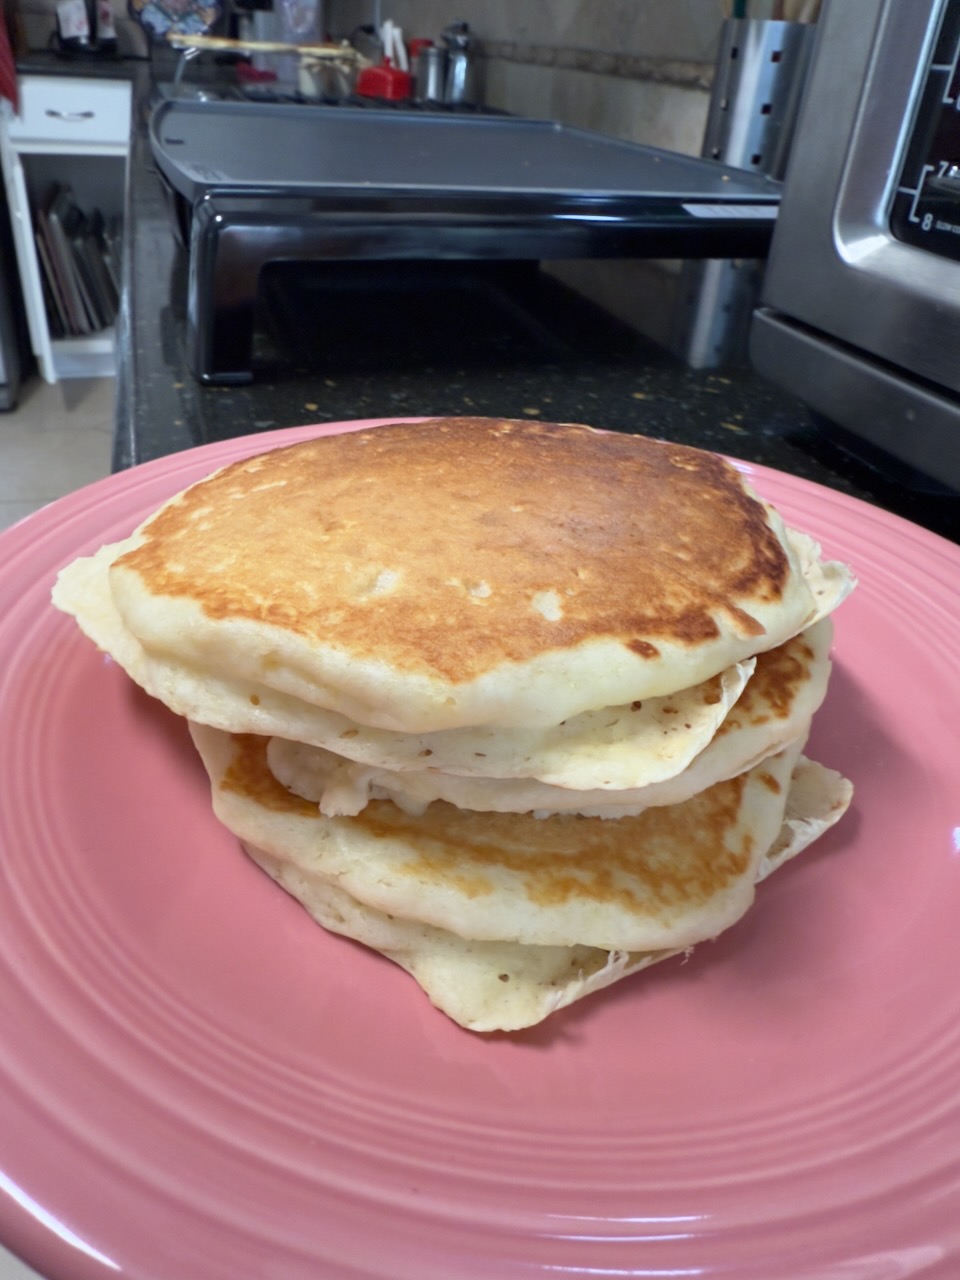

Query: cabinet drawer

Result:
[7,76,131,148]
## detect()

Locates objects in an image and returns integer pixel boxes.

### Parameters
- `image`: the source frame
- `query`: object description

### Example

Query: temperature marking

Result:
[940,43,960,104]
[906,164,937,222]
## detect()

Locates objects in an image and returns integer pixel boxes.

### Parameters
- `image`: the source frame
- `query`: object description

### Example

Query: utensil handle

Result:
[45,109,95,121]
[164,31,359,59]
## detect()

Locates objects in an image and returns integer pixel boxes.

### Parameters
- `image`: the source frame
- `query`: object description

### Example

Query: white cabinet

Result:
[0,74,131,381]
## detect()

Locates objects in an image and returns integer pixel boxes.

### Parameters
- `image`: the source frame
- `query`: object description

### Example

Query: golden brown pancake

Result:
[265,619,834,818]
[112,417,789,669]
[195,725,805,952]
[190,723,852,1031]
[82,418,832,734]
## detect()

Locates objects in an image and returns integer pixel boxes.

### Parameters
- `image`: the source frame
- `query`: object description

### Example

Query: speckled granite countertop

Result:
[109,61,959,544]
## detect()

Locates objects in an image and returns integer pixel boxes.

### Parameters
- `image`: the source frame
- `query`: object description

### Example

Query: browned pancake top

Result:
[116,418,792,682]
[222,734,755,918]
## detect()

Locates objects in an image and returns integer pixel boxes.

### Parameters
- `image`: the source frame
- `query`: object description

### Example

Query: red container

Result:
[356,59,413,100]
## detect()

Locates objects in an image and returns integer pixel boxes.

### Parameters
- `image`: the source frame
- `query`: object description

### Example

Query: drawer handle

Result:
[45,109,95,122]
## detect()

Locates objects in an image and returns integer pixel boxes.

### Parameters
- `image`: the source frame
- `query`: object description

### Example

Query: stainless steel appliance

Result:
[751,0,960,491]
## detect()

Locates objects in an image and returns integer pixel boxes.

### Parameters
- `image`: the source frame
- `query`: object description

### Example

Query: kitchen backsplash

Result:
[329,0,719,152]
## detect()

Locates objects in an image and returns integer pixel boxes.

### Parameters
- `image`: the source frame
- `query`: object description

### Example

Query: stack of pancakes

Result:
[53,418,855,1032]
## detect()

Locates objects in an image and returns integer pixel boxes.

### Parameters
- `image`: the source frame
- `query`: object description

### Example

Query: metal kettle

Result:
[440,20,475,103]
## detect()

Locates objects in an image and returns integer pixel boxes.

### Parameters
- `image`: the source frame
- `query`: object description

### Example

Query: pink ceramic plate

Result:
[1,419,959,1280]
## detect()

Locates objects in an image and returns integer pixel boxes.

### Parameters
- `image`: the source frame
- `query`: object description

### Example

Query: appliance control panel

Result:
[890,0,960,261]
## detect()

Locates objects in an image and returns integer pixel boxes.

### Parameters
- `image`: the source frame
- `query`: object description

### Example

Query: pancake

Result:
[757,754,854,883]
[51,418,857,1032]
[256,658,756,791]
[191,724,807,952]
[240,845,689,1033]
[190,724,852,1031]
[788,526,857,623]
[54,419,846,737]
[266,619,834,818]
[51,539,757,790]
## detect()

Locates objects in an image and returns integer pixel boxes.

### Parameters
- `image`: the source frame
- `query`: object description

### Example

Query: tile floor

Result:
[0,374,114,532]
[0,373,113,1280]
